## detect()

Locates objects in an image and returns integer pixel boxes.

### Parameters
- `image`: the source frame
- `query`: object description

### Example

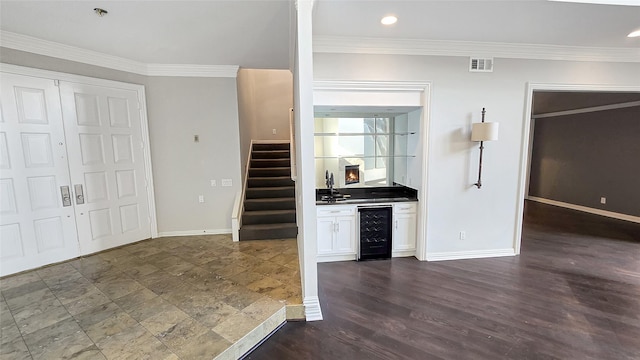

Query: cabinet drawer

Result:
[393,202,417,214]
[317,205,355,217]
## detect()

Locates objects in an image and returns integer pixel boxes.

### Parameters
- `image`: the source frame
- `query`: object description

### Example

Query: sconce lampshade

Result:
[471,122,499,142]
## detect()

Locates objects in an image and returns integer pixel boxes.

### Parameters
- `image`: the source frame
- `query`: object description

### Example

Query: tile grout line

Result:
[1,288,35,360]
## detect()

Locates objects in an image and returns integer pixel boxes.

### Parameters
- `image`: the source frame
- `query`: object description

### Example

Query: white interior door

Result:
[59,82,152,255]
[0,73,79,276]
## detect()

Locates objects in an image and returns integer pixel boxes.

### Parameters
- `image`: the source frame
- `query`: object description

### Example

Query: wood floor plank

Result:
[246,201,640,359]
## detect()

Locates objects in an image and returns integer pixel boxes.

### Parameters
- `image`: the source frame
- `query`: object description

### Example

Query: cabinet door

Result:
[317,217,335,255]
[393,213,417,251]
[334,215,355,254]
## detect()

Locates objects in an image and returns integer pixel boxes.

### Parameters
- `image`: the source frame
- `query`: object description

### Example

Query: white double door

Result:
[0,71,153,276]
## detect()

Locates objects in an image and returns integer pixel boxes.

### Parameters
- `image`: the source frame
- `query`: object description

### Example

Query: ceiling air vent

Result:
[469,58,493,72]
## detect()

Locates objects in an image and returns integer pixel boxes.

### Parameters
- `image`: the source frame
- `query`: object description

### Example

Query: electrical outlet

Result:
[272,128,277,135]
[600,197,606,204]
[198,195,204,203]
[459,231,466,240]
[210,180,216,187]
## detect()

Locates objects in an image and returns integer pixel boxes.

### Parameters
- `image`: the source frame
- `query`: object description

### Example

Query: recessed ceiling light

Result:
[628,29,640,37]
[381,15,397,25]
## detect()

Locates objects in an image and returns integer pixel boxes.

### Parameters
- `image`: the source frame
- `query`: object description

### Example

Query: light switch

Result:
[198,195,204,203]
[210,180,216,187]
[221,179,232,187]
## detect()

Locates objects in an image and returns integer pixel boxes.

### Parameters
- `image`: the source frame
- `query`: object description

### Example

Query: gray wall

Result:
[1,47,243,234]
[529,105,640,217]
[314,52,640,255]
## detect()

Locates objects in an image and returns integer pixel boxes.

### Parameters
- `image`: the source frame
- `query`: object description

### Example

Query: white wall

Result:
[146,77,242,235]
[314,53,640,257]
[237,68,293,174]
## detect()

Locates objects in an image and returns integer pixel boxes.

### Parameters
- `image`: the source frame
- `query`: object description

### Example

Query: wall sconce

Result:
[471,108,499,189]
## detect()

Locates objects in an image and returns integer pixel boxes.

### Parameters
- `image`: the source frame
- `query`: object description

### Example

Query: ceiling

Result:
[313,0,640,48]
[0,0,639,69]
[0,1,292,69]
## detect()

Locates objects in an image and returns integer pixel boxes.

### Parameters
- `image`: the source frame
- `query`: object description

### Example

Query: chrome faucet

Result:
[325,170,335,196]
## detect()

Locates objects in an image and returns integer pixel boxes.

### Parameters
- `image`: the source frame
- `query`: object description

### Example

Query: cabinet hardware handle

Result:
[336,223,340,232]
[330,210,340,213]
[395,220,398,229]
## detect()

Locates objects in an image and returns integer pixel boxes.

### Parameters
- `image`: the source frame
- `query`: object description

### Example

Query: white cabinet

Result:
[392,203,417,256]
[316,205,356,262]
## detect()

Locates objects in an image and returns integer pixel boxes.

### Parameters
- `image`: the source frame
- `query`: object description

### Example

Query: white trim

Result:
[1,31,240,78]
[1,31,148,75]
[157,229,231,237]
[312,80,432,262]
[303,296,323,321]
[528,196,640,223]
[0,63,159,241]
[231,191,242,242]
[313,35,640,63]
[392,250,417,258]
[532,100,640,119]
[426,248,516,261]
[1,63,141,89]
[137,86,159,239]
[516,83,640,255]
[317,254,357,263]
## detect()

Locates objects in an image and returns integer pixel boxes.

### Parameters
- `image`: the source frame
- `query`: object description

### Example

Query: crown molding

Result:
[0,31,240,77]
[313,35,640,63]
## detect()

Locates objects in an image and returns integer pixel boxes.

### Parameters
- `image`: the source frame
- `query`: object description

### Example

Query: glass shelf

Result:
[314,155,416,159]
[314,132,416,136]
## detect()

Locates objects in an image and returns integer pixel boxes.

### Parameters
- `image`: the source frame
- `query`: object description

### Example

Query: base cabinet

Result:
[392,203,417,256]
[317,206,356,262]
[317,202,418,262]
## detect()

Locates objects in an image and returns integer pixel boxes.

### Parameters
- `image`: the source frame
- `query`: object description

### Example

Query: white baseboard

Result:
[317,253,357,263]
[157,229,231,238]
[303,296,323,321]
[426,248,515,261]
[392,249,416,258]
[527,196,640,224]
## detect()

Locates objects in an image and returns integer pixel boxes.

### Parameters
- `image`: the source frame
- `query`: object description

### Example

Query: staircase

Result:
[239,142,298,240]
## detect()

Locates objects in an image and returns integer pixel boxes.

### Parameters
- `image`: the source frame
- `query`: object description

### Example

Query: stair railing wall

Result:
[289,108,297,181]
[233,140,255,242]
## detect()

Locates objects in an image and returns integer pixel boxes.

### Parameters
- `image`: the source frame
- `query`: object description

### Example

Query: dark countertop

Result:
[316,185,418,206]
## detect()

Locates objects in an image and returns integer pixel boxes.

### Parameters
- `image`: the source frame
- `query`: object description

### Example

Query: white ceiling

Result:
[313,0,640,48]
[0,1,292,69]
[1,0,639,70]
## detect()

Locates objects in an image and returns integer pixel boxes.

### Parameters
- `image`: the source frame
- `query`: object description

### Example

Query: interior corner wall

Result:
[237,68,293,175]
[146,77,242,234]
[529,105,640,217]
[1,48,243,235]
[313,53,640,256]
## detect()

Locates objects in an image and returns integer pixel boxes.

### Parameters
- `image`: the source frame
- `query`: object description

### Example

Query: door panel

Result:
[0,73,79,276]
[59,82,151,255]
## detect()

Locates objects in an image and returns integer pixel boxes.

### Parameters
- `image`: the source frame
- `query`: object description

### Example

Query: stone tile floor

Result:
[0,235,302,359]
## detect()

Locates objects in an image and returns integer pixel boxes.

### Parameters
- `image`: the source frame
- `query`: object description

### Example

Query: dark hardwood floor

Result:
[246,201,640,360]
